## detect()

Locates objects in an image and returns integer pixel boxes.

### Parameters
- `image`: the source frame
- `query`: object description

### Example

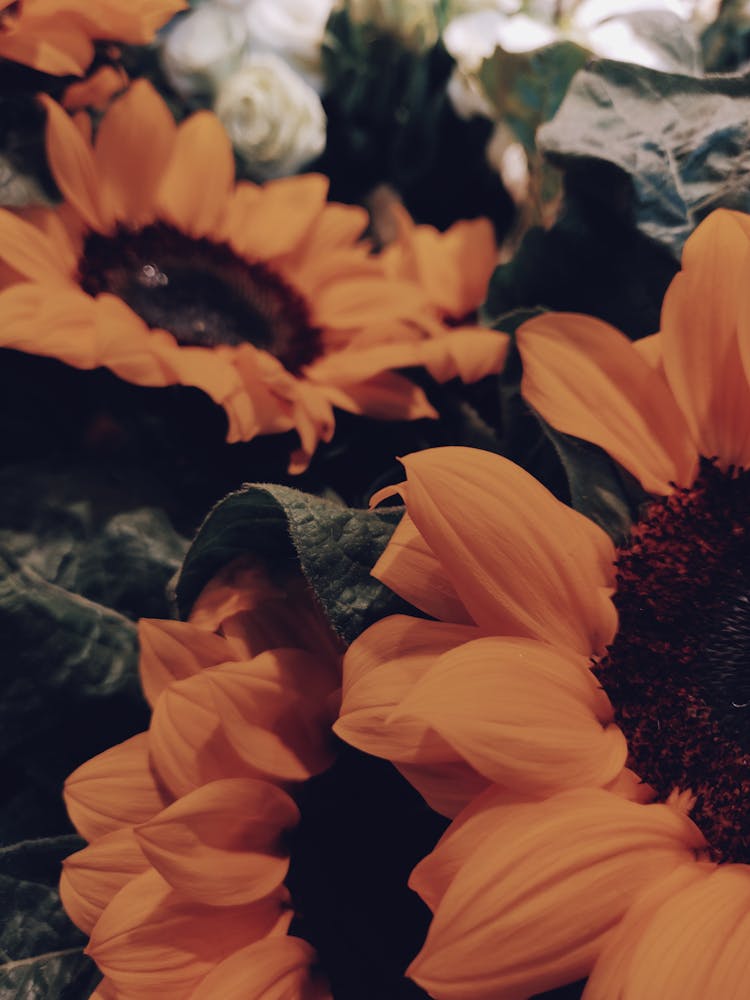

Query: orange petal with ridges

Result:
[156,111,234,238]
[138,618,239,708]
[65,733,169,843]
[205,653,336,782]
[228,174,329,262]
[148,672,246,799]
[396,759,490,819]
[94,80,177,228]
[135,778,298,905]
[88,868,291,999]
[409,784,534,912]
[336,615,484,762]
[518,312,698,494]
[190,936,326,1000]
[392,636,626,793]
[39,94,114,232]
[587,864,750,1000]
[371,511,473,624]
[662,208,750,470]
[60,828,148,934]
[582,862,716,1000]
[321,373,438,421]
[0,208,69,283]
[408,788,706,1000]
[399,447,618,655]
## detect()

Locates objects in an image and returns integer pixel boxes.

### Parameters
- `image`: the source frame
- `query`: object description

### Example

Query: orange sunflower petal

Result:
[39,94,114,233]
[60,828,148,934]
[228,174,329,262]
[134,778,299,906]
[156,111,235,238]
[321,372,438,421]
[87,868,291,999]
[191,936,326,1000]
[408,788,706,1000]
[94,80,177,228]
[582,861,715,1000]
[138,618,240,709]
[391,636,627,794]
[371,511,473,624]
[64,733,169,843]
[662,208,750,469]
[518,312,698,494]
[396,447,618,655]
[0,208,70,283]
[336,615,485,762]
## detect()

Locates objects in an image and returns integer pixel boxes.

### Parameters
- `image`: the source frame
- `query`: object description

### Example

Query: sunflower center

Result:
[78,224,322,373]
[596,460,750,863]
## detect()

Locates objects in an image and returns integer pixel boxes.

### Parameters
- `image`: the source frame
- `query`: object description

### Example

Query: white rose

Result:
[161,3,249,100]
[234,0,336,91]
[214,53,327,180]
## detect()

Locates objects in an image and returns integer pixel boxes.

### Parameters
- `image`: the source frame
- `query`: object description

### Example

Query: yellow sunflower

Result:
[0,80,508,470]
[62,557,342,999]
[334,209,750,998]
[0,0,185,76]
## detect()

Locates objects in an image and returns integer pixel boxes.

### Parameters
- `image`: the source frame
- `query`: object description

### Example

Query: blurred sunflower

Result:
[0,0,185,75]
[334,209,750,998]
[0,80,508,470]
[62,557,342,999]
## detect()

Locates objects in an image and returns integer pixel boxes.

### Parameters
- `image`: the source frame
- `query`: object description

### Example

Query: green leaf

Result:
[0,549,141,758]
[479,40,590,152]
[0,836,99,1000]
[539,422,648,544]
[0,461,188,622]
[177,485,416,645]
[539,61,750,259]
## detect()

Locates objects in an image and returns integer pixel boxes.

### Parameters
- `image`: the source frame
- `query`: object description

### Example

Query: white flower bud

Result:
[161,3,249,100]
[214,53,327,180]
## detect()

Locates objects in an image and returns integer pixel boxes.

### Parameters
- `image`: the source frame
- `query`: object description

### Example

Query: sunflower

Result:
[334,209,750,998]
[61,557,342,998]
[0,0,185,76]
[0,81,508,470]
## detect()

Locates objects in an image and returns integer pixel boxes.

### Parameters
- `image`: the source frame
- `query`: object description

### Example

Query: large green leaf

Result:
[539,61,750,259]
[0,836,99,1000]
[0,550,142,757]
[479,40,589,152]
[177,485,416,645]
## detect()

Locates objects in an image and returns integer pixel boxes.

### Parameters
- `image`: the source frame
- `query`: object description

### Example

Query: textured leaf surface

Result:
[540,61,750,259]
[0,836,99,999]
[178,485,416,645]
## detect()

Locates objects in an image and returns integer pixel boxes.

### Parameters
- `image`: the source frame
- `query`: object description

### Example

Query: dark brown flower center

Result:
[78,224,322,373]
[596,460,750,863]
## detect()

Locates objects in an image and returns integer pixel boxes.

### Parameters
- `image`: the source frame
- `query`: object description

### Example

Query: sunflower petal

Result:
[138,618,239,708]
[87,869,291,999]
[60,828,147,934]
[39,94,113,232]
[518,312,698,493]
[156,111,234,238]
[229,174,329,261]
[408,789,706,1000]
[64,733,169,842]
[398,447,618,655]
[134,778,298,905]
[94,79,177,228]
[191,936,325,1000]
[0,208,69,282]
[662,208,750,469]
[392,636,626,793]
